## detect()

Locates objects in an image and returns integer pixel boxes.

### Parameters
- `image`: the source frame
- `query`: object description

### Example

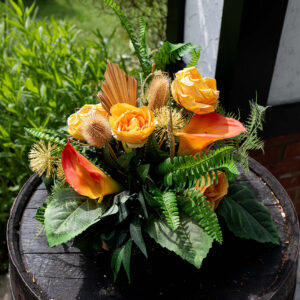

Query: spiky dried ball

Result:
[81,113,112,149]
[147,74,170,111]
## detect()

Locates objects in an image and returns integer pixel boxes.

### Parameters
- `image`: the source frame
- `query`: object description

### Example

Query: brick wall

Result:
[250,133,300,219]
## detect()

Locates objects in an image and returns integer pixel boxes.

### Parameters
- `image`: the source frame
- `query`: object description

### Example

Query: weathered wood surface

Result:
[7,158,300,300]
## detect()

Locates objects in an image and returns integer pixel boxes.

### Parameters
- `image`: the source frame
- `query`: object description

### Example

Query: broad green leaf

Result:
[146,215,213,268]
[136,164,150,182]
[130,217,147,258]
[111,239,132,283]
[137,191,148,218]
[44,187,117,247]
[217,183,279,244]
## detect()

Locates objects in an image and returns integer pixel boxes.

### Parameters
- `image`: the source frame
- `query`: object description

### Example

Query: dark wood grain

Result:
[7,161,300,300]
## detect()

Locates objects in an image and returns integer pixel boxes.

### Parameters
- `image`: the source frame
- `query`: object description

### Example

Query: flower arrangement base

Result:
[7,158,299,300]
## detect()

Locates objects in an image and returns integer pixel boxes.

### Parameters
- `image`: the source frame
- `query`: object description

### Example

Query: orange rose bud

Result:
[196,171,228,210]
[67,104,109,140]
[61,140,123,201]
[109,103,156,148]
[175,112,247,155]
[171,67,219,115]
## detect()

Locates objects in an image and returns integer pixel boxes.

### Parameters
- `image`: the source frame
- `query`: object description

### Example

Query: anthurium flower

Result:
[61,140,123,201]
[171,67,219,115]
[109,103,156,148]
[67,104,109,140]
[175,112,247,155]
[196,171,228,210]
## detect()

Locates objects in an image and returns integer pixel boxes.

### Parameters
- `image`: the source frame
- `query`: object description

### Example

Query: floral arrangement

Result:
[26,0,279,283]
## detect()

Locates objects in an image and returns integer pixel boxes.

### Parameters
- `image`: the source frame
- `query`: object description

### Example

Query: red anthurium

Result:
[61,140,123,201]
[174,112,247,155]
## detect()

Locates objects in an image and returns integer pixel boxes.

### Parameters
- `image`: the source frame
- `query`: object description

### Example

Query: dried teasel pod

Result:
[81,113,112,149]
[146,73,170,111]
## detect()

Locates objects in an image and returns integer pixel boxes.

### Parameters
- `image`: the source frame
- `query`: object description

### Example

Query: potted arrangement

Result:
[24,1,280,287]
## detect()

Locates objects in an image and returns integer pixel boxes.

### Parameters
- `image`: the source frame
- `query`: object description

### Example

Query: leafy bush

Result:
[0,0,110,272]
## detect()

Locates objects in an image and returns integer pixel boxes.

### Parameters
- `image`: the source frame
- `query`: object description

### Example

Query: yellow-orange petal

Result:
[67,104,109,141]
[61,140,123,200]
[175,112,247,155]
[109,103,156,146]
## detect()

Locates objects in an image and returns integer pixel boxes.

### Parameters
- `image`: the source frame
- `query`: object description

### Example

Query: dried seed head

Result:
[81,113,112,149]
[28,140,59,179]
[147,73,170,110]
[56,160,66,182]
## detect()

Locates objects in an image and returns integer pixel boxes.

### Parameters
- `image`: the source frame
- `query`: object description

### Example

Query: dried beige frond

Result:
[28,140,59,179]
[154,106,187,145]
[97,60,138,113]
[81,112,112,149]
[56,160,66,182]
[146,73,170,111]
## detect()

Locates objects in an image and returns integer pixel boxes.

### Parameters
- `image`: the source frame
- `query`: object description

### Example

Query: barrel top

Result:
[7,158,300,300]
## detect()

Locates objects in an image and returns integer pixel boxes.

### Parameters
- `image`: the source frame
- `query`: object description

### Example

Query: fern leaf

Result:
[157,147,239,188]
[186,47,201,68]
[149,188,180,231]
[25,127,67,146]
[154,41,199,70]
[103,0,151,76]
[177,189,223,243]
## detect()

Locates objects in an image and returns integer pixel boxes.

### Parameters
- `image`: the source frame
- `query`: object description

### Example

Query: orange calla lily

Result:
[175,112,247,155]
[61,140,123,201]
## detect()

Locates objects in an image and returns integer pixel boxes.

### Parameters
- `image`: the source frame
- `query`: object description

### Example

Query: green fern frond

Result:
[139,18,147,55]
[25,128,67,146]
[157,147,239,187]
[103,0,151,76]
[154,41,199,70]
[186,47,201,68]
[149,188,180,231]
[214,101,268,172]
[177,189,223,243]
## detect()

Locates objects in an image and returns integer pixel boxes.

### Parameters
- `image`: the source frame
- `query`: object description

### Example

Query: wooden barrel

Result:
[7,158,300,300]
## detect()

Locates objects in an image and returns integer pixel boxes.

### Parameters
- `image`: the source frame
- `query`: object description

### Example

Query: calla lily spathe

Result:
[61,140,123,201]
[175,112,247,155]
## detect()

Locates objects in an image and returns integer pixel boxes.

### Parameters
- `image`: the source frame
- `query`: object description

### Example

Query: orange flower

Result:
[67,104,109,140]
[175,112,247,155]
[196,171,228,210]
[109,103,156,148]
[171,67,219,115]
[61,140,123,201]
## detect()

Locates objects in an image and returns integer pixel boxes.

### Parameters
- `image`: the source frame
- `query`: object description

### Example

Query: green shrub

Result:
[0,0,110,272]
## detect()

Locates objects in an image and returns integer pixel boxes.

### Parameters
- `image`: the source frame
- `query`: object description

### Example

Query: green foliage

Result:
[177,189,223,243]
[149,189,180,231]
[35,202,47,224]
[0,0,109,257]
[158,147,239,187]
[144,134,169,163]
[215,101,268,172]
[146,215,213,269]
[129,217,148,257]
[111,239,132,283]
[25,128,68,146]
[154,41,199,70]
[103,0,152,76]
[218,183,279,244]
[186,47,201,68]
[44,185,118,247]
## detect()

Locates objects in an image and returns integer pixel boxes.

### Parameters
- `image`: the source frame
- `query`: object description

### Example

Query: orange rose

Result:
[171,67,219,115]
[196,171,228,210]
[67,104,109,140]
[109,103,156,148]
